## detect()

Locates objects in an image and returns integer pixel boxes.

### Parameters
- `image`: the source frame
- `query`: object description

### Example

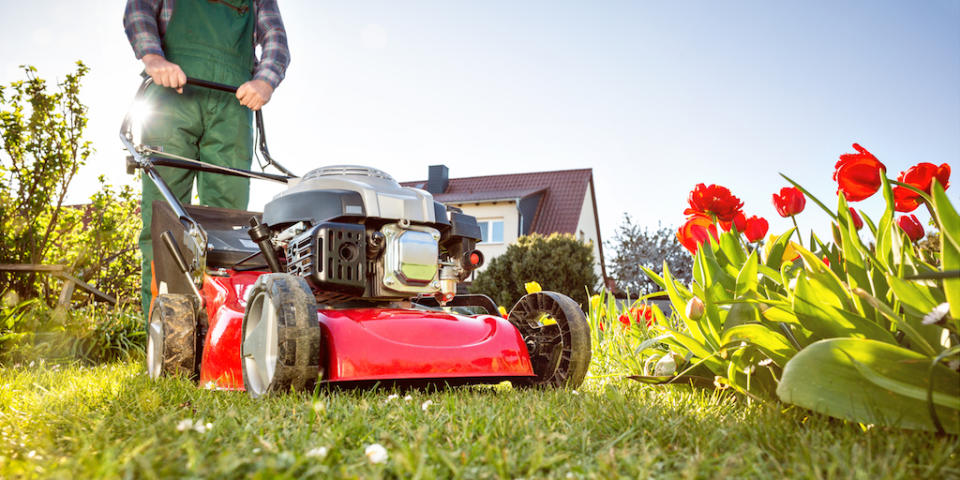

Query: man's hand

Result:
[236,80,274,111]
[142,54,186,93]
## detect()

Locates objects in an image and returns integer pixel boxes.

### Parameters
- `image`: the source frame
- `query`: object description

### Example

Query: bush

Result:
[469,233,598,309]
[0,63,142,364]
[0,63,140,304]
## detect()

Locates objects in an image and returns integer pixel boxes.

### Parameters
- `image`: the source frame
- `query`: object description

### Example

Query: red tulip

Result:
[849,208,863,230]
[892,162,951,212]
[685,183,744,223]
[677,214,718,254]
[616,306,655,328]
[833,143,886,201]
[772,187,806,217]
[720,212,747,233]
[897,214,924,242]
[743,215,769,242]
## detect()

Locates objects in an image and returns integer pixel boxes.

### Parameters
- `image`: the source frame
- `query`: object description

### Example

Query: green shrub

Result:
[0,62,140,305]
[470,233,598,309]
[0,63,142,364]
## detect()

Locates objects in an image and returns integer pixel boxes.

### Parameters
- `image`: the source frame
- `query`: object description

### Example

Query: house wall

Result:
[449,201,518,273]
[574,182,605,282]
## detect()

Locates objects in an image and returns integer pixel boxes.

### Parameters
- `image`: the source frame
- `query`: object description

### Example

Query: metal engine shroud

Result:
[262,165,481,300]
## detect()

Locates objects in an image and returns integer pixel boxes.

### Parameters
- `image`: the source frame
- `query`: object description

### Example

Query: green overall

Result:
[139,0,255,317]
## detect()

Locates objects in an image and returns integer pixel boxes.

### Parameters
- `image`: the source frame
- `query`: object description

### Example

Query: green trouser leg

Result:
[138,81,252,320]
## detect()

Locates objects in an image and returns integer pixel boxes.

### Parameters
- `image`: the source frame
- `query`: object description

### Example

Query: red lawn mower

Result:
[121,78,591,398]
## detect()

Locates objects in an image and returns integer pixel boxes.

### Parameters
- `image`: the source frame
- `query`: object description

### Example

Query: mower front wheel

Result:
[241,273,322,399]
[147,294,199,380]
[507,291,591,389]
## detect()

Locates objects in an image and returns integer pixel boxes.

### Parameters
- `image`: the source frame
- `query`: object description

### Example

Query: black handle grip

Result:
[185,77,239,94]
[161,230,191,274]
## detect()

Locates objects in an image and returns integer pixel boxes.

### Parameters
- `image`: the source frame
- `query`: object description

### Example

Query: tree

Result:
[0,63,141,303]
[470,233,598,309]
[606,213,692,297]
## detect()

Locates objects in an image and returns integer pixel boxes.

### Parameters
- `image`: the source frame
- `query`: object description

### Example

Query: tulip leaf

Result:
[736,250,759,297]
[874,179,896,271]
[859,208,879,238]
[758,264,783,285]
[792,271,896,344]
[721,324,797,366]
[701,282,727,349]
[640,265,666,291]
[853,287,939,356]
[699,242,736,296]
[777,338,960,433]
[764,228,795,271]
[663,261,709,346]
[661,328,724,373]
[719,230,746,268]
[931,181,960,324]
[724,302,760,331]
[837,194,875,320]
[886,275,938,316]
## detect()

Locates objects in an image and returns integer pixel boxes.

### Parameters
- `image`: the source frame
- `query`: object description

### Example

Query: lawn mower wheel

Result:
[507,291,591,389]
[241,273,322,398]
[147,294,199,380]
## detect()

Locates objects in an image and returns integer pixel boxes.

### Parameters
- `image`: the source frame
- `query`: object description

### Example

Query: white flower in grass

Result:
[312,401,326,414]
[203,381,217,390]
[923,303,950,325]
[421,400,434,411]
[176,419,195,432]
[177,418,212,433]
[385,394,399,403]
[571,390,579,395]
[403,395,413,402]
[305,446,328,459]
[365,443,388,464]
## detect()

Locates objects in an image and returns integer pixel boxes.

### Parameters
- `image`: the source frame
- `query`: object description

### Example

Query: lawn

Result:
[1,360,957,479]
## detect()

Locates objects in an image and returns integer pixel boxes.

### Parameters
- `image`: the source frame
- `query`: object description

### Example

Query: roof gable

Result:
[402,168,592,235]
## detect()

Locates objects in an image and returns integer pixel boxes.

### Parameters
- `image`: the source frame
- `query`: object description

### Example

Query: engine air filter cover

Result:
[381,223,440,292]
[287,222,366,296]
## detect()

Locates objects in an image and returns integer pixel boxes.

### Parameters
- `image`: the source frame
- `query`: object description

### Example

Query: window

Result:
[477,219,504,243]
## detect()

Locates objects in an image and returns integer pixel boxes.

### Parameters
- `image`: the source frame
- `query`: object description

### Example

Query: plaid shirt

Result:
[123,0,289,88]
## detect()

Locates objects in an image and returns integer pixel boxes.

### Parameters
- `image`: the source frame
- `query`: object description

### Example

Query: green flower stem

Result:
[791,216,803,248]
[924,201,942,231]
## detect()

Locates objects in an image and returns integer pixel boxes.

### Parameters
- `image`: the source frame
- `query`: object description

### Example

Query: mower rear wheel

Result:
[241,273,322,399]
[147,294,199,380]
[507,291,591,389]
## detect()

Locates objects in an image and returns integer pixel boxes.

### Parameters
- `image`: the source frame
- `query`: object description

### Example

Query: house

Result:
[401,165,607,282]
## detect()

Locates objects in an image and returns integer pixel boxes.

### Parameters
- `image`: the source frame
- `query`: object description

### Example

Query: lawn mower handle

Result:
[184,77,297,178]
[185,77,239,94]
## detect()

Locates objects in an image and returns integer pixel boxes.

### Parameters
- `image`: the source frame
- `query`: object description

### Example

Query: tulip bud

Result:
[685,297,705,320]
[654,353,677,376]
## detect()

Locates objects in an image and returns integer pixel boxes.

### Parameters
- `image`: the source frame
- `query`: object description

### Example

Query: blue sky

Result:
[1,0,957,247]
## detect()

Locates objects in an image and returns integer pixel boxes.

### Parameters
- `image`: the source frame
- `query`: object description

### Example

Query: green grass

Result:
[1,360,957,479]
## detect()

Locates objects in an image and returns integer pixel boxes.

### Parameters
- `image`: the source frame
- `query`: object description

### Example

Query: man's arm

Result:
[123,0,186,93]
[236,0,290,110]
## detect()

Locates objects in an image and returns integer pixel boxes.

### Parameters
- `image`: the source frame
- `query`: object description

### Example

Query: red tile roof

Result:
[402,168,592,235]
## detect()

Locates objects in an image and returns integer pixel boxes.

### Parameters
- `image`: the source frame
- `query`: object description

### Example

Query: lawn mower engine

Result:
[260,165,484,305]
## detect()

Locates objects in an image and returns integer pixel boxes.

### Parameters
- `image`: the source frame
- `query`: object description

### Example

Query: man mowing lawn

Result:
[122,0,290,321]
